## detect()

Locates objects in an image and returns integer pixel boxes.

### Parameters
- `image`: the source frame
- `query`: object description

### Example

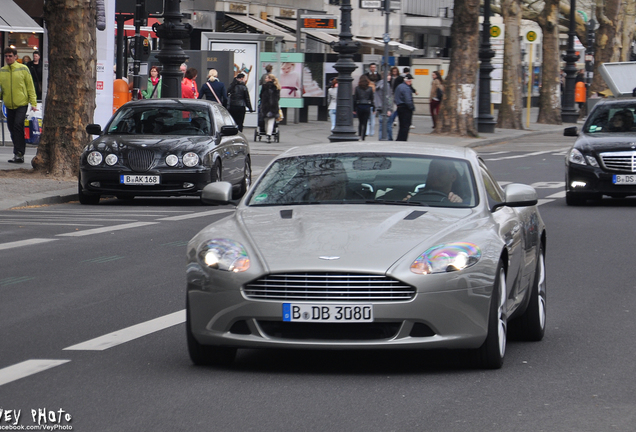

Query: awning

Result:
[226,13,295,42]
[353,37,422,54]
[267,18,338,45]
[0,0,43,33]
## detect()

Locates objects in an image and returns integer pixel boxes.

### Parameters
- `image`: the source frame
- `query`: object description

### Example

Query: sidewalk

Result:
[0,107,567,211]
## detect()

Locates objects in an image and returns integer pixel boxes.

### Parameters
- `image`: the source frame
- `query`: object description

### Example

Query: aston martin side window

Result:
[479,161,505,210]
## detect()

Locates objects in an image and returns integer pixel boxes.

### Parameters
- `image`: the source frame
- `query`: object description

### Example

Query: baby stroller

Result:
[254,106,280,143]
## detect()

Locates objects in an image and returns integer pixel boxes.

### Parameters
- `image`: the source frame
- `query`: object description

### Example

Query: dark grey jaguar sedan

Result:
[79,99,251,204]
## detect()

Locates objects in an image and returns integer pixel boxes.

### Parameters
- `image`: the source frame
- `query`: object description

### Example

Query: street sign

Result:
[526,30,538,43]
[490,25,503,38]
[360,0,382,8]
[390,0,401,10]
[383,33,390,44]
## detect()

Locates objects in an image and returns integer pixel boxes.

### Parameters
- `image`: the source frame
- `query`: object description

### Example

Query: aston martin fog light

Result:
[166,154,178,166]
[571,181,587,188]
[411,242,481,275]
[105,154,118,166]
[183,152,199,167]
[87,151,103,166]
[199,239,250,272]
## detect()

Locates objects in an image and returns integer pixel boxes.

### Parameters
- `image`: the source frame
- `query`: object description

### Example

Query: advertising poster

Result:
[95,0,115,125]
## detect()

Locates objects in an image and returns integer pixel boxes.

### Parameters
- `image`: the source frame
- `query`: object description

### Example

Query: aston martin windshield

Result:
[107,106,212,136]
[247,153,478,207]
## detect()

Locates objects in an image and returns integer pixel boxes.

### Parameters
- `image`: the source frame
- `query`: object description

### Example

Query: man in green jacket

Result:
[1,47,38,163]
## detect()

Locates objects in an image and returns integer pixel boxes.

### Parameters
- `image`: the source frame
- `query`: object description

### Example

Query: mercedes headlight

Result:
[199,239,250,272]
[183,152,199,167]
[411,242,481,274]
[568,149,586,166]
[87,151,103,166]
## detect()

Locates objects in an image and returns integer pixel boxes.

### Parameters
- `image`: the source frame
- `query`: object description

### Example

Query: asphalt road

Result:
[1,131,635,431]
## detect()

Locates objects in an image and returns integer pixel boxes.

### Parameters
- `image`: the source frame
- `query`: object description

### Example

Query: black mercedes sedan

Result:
[79,99,251,205]
[564,98,636,205]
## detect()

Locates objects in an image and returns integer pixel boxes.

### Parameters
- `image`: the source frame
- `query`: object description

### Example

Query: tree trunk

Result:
[496,0,524,129]
[620,0,636,61]
[435,0,480,137]
[32,0,96,177]
[591,0,623,93]
[536,0,561,125]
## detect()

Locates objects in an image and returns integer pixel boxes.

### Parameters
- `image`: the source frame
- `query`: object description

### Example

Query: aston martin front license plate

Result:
[282,304,373,322]
[120,175,160,185]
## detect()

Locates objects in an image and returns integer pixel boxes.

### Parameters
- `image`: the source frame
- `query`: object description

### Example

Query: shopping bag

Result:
[24,115,42,144]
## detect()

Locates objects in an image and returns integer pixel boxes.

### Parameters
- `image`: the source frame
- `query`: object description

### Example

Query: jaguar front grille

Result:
[127,149,155,172]
[243,272,415,302]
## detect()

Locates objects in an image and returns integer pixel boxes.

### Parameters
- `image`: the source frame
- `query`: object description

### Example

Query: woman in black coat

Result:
[353,75,374,140]
[198,69,228,107]
[227,73,253,132]
[259,74,281,141]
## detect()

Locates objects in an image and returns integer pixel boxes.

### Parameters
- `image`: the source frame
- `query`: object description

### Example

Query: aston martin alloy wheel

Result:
[476,261,507,369]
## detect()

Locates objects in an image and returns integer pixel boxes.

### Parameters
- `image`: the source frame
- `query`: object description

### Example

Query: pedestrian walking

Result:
[227,73,253,131]
[1,47,37,163]
[181,67,198,99]
[27,51,42,100]
[365,62,381,84]
[353,75,374,140]
[259,74,281,142]
[394,74,415,141]
[430,70,444,130]
[327,78,338,131]
[198,69,227,107]
[260,64,273,86]
[142,65,162,99]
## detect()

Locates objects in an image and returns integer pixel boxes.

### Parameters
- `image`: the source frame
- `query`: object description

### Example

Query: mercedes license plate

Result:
[120,175,160,185]
[613,175,636,185]
[282,304,373,323]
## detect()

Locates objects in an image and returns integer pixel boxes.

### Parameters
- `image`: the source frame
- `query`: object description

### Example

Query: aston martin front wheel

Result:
[475,261,507,369]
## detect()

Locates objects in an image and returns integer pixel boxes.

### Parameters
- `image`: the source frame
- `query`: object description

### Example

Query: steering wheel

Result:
[414,190,448,202]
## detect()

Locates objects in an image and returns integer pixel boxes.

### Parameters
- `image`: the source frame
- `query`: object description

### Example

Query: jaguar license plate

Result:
[120,175,160,185]
[282,304,373,323]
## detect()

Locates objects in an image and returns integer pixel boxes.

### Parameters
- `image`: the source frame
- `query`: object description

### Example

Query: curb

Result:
[1,187,78,211]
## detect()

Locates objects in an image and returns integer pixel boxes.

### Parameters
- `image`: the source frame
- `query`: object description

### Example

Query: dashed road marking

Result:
[0,360,70,386]
[157,209,234,221]
[56,221,159,237]
[0,238,58,250]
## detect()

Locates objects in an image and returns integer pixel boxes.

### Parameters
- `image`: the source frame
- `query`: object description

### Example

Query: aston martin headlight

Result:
[166,154,179,167]
[411,242,481,275]
[87,151,103,166]
[568,148,586,166]
[183,152,199,167]
[199,239,250,272]
[105,154,118,166]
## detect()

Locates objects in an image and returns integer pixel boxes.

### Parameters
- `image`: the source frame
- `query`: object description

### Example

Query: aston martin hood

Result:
[236,205,479,273]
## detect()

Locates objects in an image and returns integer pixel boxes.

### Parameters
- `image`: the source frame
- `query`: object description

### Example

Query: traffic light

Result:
[586,20,596,51]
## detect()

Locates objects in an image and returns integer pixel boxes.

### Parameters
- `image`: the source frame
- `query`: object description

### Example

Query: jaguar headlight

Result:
[411,242,481,275]
[105,154,118,166]
[183,152,199,167]
[87,151,103,166]
[199,239,250,272]
[166,154,179,167]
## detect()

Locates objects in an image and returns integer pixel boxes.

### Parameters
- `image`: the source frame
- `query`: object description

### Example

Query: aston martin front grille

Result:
[600,151,636,172]
[128,149,154,172]
[243,273,415,301]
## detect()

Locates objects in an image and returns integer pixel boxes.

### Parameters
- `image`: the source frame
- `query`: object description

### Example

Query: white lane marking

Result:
[485,150,557,161]
[530,181,565,189]
[546,191,566,198]
[0,238,58,251]
[0,359,70,386]
[157,209,234,221]
[63,310,185,351]
[537,199,555,206]
[56,221,159,237]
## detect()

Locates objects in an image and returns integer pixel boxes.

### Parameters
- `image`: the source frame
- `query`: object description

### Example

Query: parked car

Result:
[185,142,547,369]
[564,97,636,205]
[78,99,251,204]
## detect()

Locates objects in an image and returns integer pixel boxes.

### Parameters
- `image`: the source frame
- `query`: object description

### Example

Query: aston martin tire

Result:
[236,156,252,199]
[78,179,100,205]
[475,261,507,369]
[186,298,236,366]
[513,245,546,341]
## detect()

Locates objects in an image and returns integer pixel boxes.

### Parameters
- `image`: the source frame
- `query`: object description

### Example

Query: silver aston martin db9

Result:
[186,142,547,369]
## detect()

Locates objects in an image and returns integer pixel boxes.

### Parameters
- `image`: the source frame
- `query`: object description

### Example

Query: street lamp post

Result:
[328,0,360,142]
[561,0,579,123]
[477,0,496,133]
[152,0,192,98]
